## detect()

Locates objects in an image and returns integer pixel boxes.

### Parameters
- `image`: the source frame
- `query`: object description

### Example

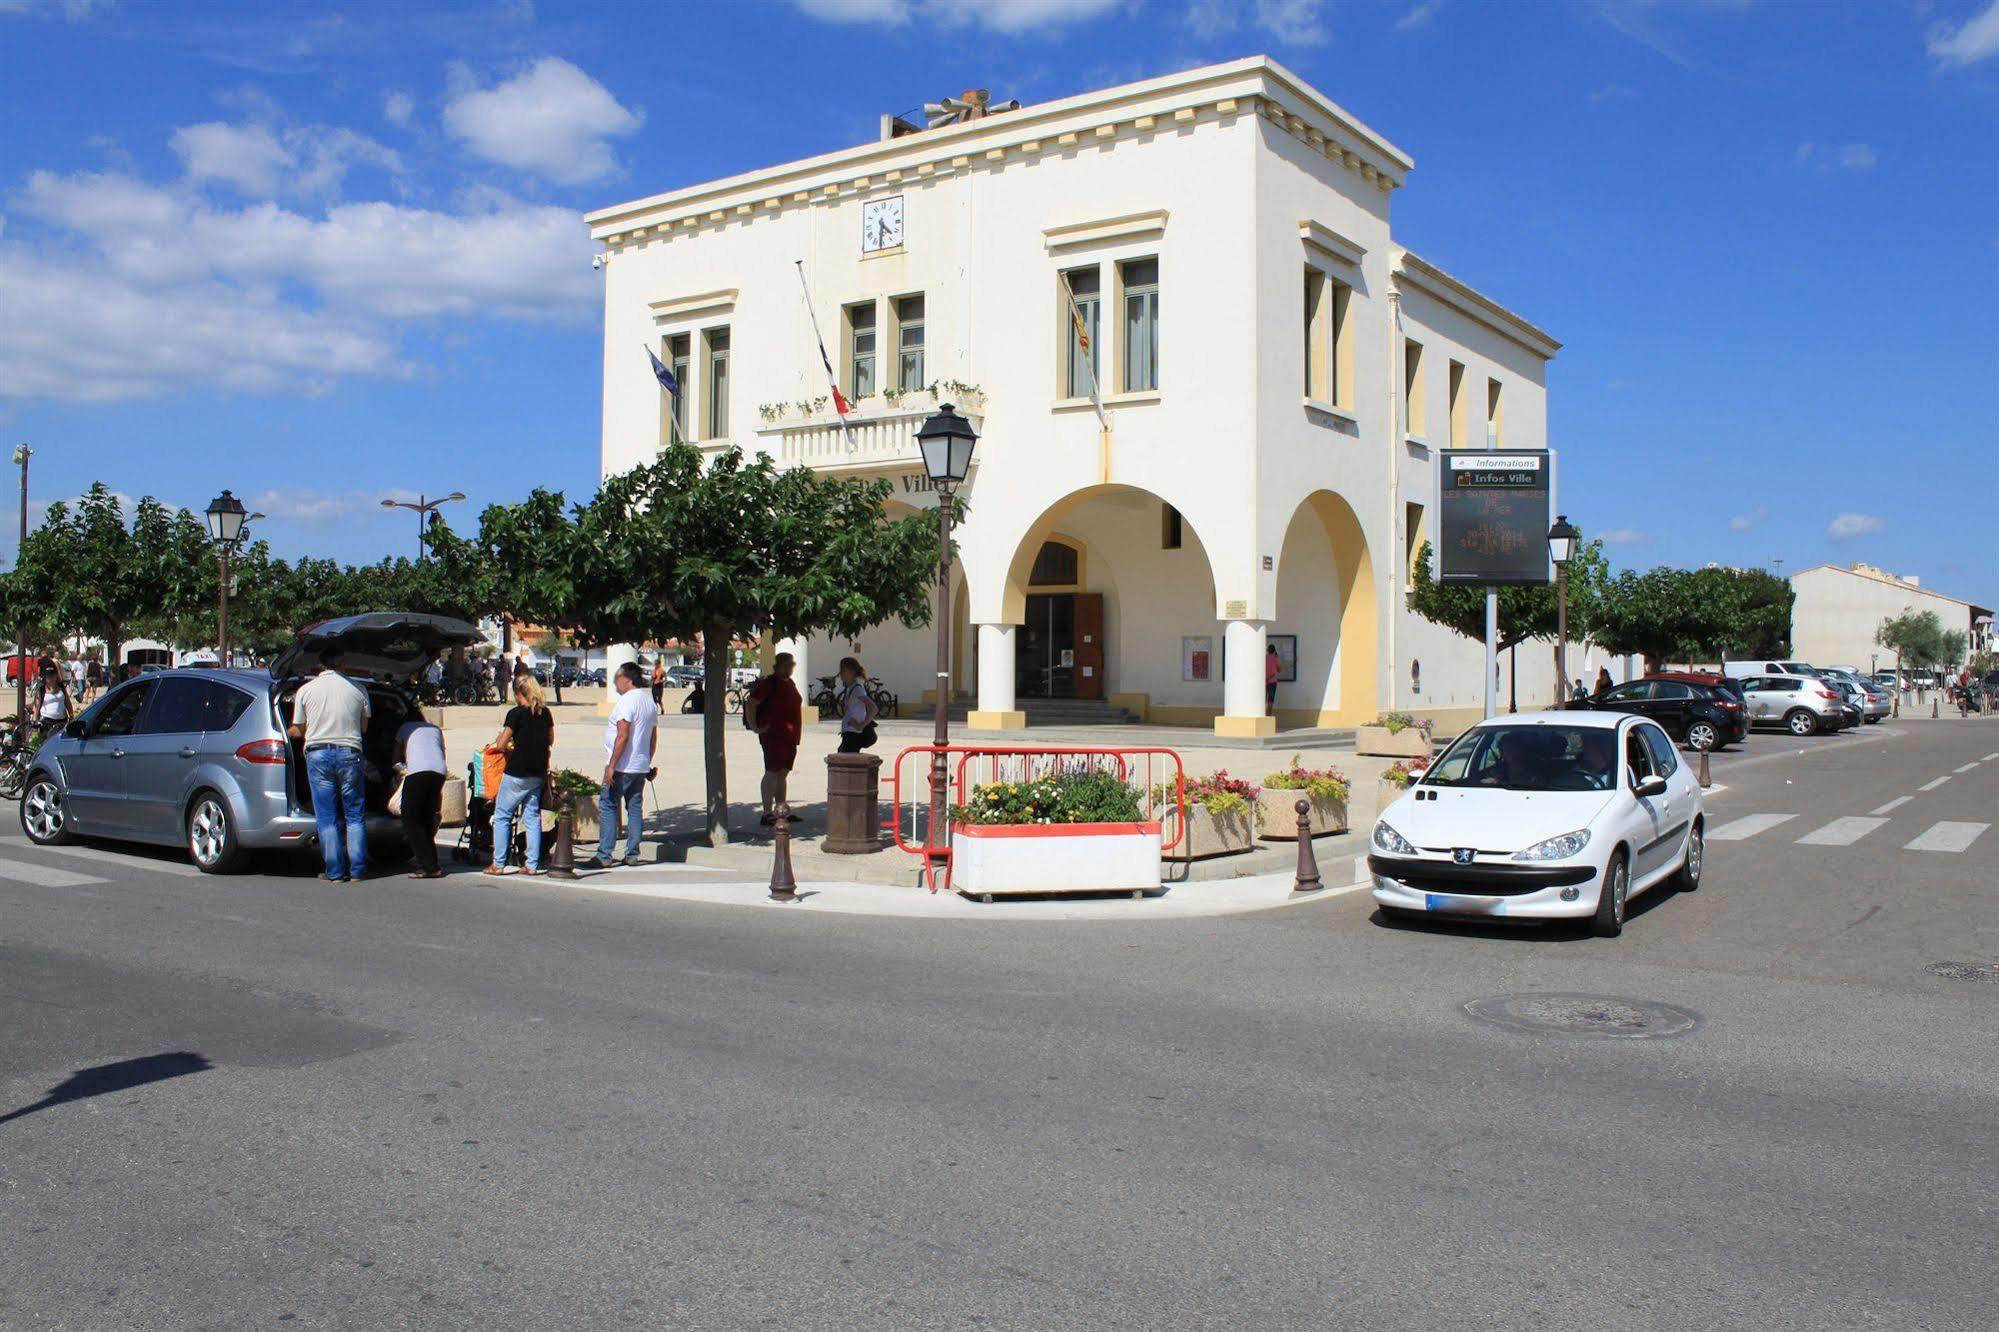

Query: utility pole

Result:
[12,444,30,726]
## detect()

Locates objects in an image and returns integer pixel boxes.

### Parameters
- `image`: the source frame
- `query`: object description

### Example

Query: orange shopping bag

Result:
[481,746,508,799]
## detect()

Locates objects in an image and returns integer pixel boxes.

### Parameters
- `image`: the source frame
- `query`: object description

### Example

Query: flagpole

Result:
[794,259,857,454]
[1062,280,1109,432]
[643,341,687,448]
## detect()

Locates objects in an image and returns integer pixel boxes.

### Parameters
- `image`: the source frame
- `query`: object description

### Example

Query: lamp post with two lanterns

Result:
[912,404,978,856]
[205,490,264,669]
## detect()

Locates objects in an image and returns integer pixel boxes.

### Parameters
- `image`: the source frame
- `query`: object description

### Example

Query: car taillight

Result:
[235,739,288,765]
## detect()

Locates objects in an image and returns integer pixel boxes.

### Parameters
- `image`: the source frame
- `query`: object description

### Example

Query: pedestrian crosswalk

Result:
[1709,812,1988,855]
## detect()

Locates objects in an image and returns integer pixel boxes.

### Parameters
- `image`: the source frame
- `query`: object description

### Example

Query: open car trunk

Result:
[276,680,418,817]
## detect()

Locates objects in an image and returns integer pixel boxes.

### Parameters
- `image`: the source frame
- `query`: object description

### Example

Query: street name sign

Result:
[1437,450,1553,586]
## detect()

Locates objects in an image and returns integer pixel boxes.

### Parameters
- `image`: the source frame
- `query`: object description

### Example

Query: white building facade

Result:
[589,58,1575,735]
[1790,563,1994,672]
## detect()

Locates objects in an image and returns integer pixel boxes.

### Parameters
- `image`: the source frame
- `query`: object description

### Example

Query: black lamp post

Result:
[205,490,262,668]
[913,404,978,856]
[380,491,466,560]
[13,444,29,724]
[1548,514,1580,705]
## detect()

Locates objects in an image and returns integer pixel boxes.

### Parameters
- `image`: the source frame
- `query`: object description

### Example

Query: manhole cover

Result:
[1463,993,1700,1039]
[1926,961,1999,985]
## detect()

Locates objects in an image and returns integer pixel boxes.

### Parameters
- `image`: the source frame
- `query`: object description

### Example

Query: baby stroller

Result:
[452,747,526,866]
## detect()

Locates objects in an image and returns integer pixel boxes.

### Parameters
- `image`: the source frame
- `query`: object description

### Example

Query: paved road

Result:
[1,720,1993,1327]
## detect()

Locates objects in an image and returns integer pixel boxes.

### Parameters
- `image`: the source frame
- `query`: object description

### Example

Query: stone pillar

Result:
[1216,619,1275,738]
[968,623,1024,730]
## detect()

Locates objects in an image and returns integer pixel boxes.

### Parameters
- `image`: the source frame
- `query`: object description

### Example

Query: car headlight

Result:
[1372,821,1417,855]
[1512,829,1592,861]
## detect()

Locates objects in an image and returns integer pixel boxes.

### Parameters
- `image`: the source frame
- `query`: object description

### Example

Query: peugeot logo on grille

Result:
[1452,848,1476,865]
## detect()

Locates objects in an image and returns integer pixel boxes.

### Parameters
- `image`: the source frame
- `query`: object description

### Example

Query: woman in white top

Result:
[835,656,877,754]
[33,662,71,740]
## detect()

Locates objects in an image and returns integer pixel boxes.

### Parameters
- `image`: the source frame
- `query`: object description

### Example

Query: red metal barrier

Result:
[888,744,1187,893]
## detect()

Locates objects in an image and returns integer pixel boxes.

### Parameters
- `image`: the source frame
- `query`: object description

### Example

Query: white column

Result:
[1216,619,1275,737]
[968,623,1023,730]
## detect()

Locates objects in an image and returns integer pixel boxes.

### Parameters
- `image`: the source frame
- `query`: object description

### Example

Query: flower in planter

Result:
[1261,754,1351,803]
[951,768,1144,826]
[547,768,603,802]
[1380,759,1428,790]
[1154,769,1259,817]
[1373,711,1434,736]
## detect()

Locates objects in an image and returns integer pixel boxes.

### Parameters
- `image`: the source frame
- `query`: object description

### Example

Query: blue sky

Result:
[1,0,1994,604]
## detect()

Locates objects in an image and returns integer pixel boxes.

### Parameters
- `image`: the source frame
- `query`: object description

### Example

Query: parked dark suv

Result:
[1569,678,1743,750]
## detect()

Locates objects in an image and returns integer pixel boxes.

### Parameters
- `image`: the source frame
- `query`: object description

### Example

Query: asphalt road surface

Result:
[2,719,1993,1328]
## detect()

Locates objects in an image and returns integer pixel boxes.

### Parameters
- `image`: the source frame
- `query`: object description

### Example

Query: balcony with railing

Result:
[753,394,986,472]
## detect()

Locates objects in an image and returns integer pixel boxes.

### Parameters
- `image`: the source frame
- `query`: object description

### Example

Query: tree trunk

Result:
[702,625,729,845]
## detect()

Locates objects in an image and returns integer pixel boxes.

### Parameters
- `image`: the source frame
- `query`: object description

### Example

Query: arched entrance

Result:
[1273,490,1378,726]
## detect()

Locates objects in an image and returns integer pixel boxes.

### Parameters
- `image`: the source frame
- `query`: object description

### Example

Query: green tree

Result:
[1410,538,1609,693]
[1876,609,1950,687]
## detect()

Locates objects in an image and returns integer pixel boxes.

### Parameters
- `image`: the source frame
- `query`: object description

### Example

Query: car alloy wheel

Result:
[1677,823,1703,891]
[21,777,69,844]
[186,792,243,874]
[1785,708,1817,736]
[1687,721,1719,751]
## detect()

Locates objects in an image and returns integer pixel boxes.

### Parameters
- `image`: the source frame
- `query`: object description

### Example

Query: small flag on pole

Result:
[1062,277,1108,431]
[793,259,858,451]
[646,345,679,396]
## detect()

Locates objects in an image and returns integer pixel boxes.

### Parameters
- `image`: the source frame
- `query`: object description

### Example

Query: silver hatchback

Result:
[18,613,480,873]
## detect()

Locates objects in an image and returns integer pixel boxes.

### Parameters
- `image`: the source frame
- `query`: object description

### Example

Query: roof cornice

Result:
[586,56,1411,249]
[1393,249,1561,361]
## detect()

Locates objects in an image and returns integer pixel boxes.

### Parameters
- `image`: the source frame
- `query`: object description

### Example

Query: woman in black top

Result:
[487,675,556,874]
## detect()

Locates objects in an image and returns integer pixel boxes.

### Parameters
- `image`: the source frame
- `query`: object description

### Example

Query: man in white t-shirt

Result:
[585,661,659,867]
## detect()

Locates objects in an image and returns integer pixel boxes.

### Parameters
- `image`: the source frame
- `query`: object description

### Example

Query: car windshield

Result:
[1420,723,1617,792]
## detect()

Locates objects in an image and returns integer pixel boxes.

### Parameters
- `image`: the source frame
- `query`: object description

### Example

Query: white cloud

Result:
[442,56,641,186]
[1729,506,1768,533]
[250,486,422,526]
[1588,83,1638,102]
[1928,0,1999,66]
[0,0,114,18]
[1183,0,1326,44]
[382,90,415,127]
[1838,142,1877,169]
[1795,141,1877,171]
[1599,528,1647,546]
[1396,1,1441,30]
[1827,512,1884,541]
[170,121,294,196]
[793,0,1123,30]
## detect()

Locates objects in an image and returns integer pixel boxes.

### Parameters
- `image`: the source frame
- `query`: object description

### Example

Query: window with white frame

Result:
[1403,339,1425,438]
[1062,266,1101,399]
[703,326,730,440]
[845,302,876,402]
[895,294,925,390]
[1119,257,1158,392]
[1303,266,1351,408]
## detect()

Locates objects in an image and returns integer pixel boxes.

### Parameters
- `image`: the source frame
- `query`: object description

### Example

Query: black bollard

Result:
[549,803,577,878]
[1292,797,1324,894]
[1696,747,1711,789]
[769,801,799,902]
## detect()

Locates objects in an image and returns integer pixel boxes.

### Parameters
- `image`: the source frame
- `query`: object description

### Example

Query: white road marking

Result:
[1954,763,1980,774]
[1982,752,1998,762]
[14,842,205,877]
[1797,817,1889,847]
[1903,822,1989,854]
[1869,797,1912,815]
[1918,776,1952,791]
[0,856,106,888]
[1708,813,1796,842]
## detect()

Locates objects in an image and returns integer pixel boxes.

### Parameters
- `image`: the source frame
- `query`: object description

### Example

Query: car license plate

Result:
[1425,893,1499,914]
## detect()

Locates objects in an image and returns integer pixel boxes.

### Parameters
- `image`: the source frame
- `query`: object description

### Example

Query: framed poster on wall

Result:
[1268,634,1298,683]
[1181,635,1213,682]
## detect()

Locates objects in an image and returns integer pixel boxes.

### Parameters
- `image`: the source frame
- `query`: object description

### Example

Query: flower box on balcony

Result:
[952,821,1162,901]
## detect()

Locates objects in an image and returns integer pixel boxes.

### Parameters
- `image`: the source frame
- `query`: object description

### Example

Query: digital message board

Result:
[1436,450,1553,586]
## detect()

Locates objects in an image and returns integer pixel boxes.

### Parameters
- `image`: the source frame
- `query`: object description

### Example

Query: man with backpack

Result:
[745,652,803,826]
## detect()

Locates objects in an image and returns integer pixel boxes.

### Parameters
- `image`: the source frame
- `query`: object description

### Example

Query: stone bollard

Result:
[1932,696,1939,718]
[823,751,884,854]
[1291,797,1324,895]
[769,802,799,902]
[1697,747,1711,789]
[549,806,577,878]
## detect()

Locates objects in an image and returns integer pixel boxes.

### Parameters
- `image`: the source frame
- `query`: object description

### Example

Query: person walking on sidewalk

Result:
[747,652,802,825]
[487,673,555,875]
[394,706,448,879]
[585,662,658,868]
[1265,642,1281,716]
[834,656,877,754]
[287,649,371,882]
[493,652,513,699]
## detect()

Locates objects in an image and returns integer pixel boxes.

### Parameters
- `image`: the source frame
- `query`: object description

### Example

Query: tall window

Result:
[1119,257,1158,392]
[1403,339,1425,438]
[1303,266,1350,407]
[895,294,926,390]
[1405,501,1426,590]
[1486,378,1504,445]
[1063,267,1101,399]
[1161,502,1183,550]
[703,326,730,440]
[664,333,690,442]
[1447,359,1467,447]
[846,302,876,402]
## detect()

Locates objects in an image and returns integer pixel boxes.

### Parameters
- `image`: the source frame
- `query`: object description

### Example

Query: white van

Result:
[1720,659,1818,680]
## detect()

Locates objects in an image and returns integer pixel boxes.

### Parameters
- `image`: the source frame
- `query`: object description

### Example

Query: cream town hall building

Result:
[589,57,1569,736]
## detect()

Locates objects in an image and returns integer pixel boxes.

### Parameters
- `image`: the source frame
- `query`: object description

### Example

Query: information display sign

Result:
[1436,450,1553,586]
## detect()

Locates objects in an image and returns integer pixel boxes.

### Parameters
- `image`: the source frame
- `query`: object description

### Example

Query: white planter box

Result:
[1355,725,1434,759]
[952,822,1162,899]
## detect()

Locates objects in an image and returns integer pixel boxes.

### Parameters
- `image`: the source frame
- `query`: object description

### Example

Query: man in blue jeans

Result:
[584,661,659,868]
[286,648,371,881]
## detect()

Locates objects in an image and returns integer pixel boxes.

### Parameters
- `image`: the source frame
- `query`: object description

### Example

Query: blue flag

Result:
[646,345,679,396]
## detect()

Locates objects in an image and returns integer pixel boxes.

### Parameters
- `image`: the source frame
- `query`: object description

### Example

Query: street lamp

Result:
[1548,514,1580,705]
[12,444,30,725]
[914,404,978,858]
[380,491,466,560]
[205,489,264,668]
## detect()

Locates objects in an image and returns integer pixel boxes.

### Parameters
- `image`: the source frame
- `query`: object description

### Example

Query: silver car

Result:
[18,613,480,873]
[1821,669,1893,724]
[1738,673,1848,736]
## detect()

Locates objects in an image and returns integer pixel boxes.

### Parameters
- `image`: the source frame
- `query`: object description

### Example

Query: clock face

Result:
[862,196,904,253]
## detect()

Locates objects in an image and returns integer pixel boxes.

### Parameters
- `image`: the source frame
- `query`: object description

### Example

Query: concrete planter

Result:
[952,821,1161,900]
[560,793,600,845]
[1256,789,1349,840]
[1161,802,1256,861]
[439,777,468,827]
[1355,725,1434,759]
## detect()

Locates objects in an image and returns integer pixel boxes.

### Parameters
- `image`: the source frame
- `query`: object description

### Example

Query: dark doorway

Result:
[1017,594,1076,699]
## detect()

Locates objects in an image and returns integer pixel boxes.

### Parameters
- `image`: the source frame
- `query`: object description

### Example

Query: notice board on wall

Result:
[1436,450,1553,586]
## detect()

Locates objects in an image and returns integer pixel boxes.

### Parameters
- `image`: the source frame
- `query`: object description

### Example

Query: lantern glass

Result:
[205,489,248,544]
[914,404,979,486]
[1547,514,1579,568]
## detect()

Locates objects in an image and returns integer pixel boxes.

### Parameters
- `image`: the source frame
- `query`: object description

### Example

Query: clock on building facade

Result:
[861,195,904,253]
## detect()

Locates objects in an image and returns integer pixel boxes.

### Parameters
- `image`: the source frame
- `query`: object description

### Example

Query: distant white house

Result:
[1790,563,1994,672]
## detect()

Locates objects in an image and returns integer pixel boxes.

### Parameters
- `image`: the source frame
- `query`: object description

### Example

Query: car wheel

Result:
[1784,708,1818,737]
[20,774,75,845]
[1673,821,1703,892]
[186,791,246,874]
[1686,720,1719,752]
[1592,851,1629,938]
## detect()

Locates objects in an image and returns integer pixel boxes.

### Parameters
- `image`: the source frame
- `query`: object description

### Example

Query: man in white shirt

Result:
[585,661,659,868]
[287,649,372,881]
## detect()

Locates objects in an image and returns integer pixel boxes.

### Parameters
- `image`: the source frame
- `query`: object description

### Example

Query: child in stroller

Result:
[452,747,528,867]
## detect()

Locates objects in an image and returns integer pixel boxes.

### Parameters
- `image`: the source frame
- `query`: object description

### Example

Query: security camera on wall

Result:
[591,254,604,271]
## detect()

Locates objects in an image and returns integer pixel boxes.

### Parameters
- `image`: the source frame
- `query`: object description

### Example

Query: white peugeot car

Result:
[1368,711,1704,936]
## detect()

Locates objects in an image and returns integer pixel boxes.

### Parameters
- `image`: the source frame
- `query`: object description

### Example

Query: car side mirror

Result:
[1635,774,1668,799]
[63,719,86,739]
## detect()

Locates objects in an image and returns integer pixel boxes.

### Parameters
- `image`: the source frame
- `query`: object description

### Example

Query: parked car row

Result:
[1565,658,1897,746]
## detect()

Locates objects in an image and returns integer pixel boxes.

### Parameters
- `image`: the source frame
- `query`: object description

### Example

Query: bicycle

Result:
[0,720,37,801]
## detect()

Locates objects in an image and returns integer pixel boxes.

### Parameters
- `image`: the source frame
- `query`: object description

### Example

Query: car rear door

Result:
[60,680,156,834]
[1648,681,1697,736]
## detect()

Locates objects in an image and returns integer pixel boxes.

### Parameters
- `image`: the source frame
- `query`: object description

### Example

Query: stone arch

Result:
[1273,489,1378,726]
[996,484,1222,625]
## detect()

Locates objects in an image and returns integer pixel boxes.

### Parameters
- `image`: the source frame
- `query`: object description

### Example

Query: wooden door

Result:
[1073,593,1105,701]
